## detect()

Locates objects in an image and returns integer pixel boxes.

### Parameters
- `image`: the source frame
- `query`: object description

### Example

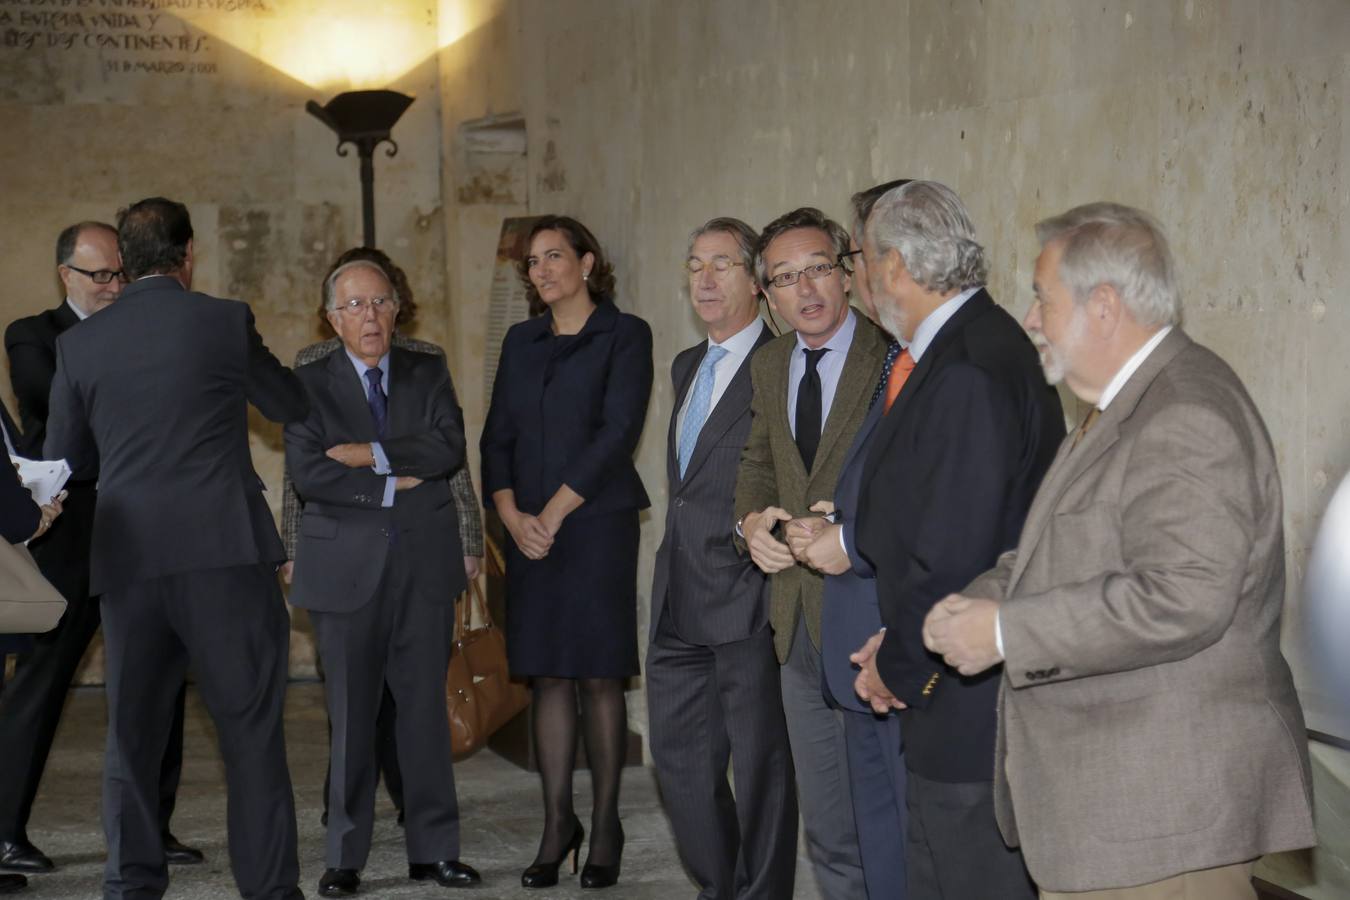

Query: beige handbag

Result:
[0,539,67,634]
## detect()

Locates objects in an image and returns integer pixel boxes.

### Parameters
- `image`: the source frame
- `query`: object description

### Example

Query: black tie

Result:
[365,367,388,440]
[795,347,829,471]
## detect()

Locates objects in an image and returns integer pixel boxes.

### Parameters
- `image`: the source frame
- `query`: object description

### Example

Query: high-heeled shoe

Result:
[521,819,584,889]
[579,827,624,890]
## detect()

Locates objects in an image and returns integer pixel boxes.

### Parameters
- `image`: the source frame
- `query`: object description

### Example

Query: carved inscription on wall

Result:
[0,0,269,76]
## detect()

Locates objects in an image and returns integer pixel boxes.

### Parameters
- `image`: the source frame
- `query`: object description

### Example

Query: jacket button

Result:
[1046,667,1060,677]
[675,498,685,507]
[1025,671,1039,681]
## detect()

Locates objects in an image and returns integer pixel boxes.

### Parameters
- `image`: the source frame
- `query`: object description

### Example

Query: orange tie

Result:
[883,349,916,413]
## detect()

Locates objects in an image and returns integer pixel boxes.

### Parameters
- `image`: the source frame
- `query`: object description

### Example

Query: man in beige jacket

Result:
[923,202,1315,898]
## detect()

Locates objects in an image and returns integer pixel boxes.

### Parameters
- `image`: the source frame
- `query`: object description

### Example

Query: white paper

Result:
[10,456,71,506]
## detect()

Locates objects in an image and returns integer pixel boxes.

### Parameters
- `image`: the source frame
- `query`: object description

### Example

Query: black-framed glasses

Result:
[686,256,746,276]
[335,296,399,316]
[65,264,125,285]
[766,260,847,289]
[839,249,862,264]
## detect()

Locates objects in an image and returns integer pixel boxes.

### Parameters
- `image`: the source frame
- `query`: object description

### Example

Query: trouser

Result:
[905,768,1036,900]
[842,707,907,898]
[310,543,460,869]
[780,617,866,900]
[647,608,797,899]
[100,565,300,900]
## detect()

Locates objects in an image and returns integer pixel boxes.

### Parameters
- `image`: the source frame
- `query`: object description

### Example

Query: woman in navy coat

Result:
[481,215,652,890]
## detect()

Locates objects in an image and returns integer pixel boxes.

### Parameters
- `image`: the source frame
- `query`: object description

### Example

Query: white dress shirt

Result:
[674,317,764,437]
[65,298,90,321]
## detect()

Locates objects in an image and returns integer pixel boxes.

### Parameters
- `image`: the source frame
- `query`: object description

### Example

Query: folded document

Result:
[9,456,72,506]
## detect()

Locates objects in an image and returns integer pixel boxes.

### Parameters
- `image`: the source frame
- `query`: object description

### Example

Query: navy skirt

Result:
[504,508,639,679]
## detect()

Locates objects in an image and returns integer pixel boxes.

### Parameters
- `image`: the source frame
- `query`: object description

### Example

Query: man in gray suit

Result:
[734,207,888,900]
[286,259,481,896]
[647,217,797,900]
[925,202,1316,897]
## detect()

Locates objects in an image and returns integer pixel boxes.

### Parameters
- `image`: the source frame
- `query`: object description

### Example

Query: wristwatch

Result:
[734,513,748,539]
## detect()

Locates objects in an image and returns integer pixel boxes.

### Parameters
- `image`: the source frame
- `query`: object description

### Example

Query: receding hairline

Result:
[325,259,396,308]
[762,225,837,270]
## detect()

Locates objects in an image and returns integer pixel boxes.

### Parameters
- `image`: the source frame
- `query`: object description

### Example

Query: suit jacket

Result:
[280,335,483,561]
[481,300,652,518]
[43,276,308,596]
[963,329,1315,892]
[286,347,467,613]
[854,290,1064,782]
[734,311,889,663]
[5,301,98,581]
[650,322,773,646]
[820,388,888,714]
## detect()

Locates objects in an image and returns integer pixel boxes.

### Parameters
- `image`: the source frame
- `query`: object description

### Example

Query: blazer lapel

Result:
[52,301,80,335]
[1006,328,1194,593]
[386,349,419,437]
[328,350,378,443]
[668,346,701,486]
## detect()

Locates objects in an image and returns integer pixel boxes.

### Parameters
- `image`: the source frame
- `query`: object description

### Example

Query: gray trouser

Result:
[780,616,866,900]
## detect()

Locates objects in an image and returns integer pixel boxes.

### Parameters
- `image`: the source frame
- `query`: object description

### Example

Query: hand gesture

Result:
[745,507,795,574]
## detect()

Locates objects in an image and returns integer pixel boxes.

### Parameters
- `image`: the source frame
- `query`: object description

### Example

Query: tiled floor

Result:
[19,683,823,899]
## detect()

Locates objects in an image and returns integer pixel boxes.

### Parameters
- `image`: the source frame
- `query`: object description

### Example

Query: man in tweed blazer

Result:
[279,248,482,826]
[733,207,887,900]
[925,203,1316,898]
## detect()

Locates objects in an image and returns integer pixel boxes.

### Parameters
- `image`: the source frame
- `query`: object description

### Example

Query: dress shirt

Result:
[993,324,1175,657]
[674,317,764,437]
[786,309,857,437]
[343,347,396,508]
[65,298,90,322]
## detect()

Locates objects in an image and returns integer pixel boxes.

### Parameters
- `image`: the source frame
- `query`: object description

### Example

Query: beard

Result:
[874,293,909,343]
[1029,308,1087,385]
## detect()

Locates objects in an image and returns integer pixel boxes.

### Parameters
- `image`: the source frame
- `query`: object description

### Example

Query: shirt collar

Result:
[344,347,391,383]
[710,317,764,357]
[794,308,857,357]
[908,286,980,363]
[65,298,90,321]
[1098,325,1173,410]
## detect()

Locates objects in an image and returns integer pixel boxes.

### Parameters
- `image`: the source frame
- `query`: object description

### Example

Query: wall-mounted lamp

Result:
[305,89,415,248]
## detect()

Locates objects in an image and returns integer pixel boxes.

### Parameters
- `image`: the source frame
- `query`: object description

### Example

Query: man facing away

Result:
[286,259,481,896]
[44,197,309,900]
[647,216,798,900]
[733,206,888,900]
[924,202,1316,898]
[0,221,200,882]
[844,181,1062,899]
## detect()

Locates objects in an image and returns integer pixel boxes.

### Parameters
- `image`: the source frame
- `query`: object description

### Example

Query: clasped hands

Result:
[326,443,421,491]
[744,501,850,576]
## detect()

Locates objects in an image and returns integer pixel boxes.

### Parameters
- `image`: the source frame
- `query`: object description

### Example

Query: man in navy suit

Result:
[840,182,1062,899]
[647,217,797,900]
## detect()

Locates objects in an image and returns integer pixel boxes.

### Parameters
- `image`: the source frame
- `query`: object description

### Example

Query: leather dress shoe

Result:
[0,873,26,895]
[408,860,481,888]
[318,868,360,897]
[162,833,204,865]
[0,841,52,873]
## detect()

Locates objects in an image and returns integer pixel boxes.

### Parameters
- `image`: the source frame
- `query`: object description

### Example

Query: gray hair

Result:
[754,207,852,288]
[323,259,400,311]
[865,180,988,294]
[1035,202,1180,328]
[687,216,759,271]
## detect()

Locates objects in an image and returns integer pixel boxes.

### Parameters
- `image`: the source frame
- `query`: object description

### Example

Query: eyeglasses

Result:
[334,296,398,316]
[65,265,125,285]
[686,256,746,276]
[766,260,847,289]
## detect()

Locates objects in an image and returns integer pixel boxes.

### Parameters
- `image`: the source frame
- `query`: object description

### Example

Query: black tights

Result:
[531,676,627,866]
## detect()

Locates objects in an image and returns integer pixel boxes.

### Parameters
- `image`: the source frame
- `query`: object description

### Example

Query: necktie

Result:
[883,349,916,413]
[365,366,388,440]
[795,347,829,471]
[677,345,729,478]
[1070,406,1101,450]
[870,341,901,408]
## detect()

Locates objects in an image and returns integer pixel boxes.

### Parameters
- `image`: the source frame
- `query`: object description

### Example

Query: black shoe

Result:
[408,860,481,888]
[0,874,26,895]
[0,841,52,874]
[579,828,624,891]
[318,868,360,897]
[162,833,204,866]
[521,820,584,889]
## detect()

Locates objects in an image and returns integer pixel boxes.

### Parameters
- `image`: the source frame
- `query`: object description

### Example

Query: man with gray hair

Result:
[841,180,1062,898]
[647,217,797,899]
[286,258,479,895]
[924,202,1315,898]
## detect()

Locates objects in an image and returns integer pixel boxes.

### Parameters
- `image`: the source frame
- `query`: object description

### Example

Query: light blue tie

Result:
[678,345,729,477]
